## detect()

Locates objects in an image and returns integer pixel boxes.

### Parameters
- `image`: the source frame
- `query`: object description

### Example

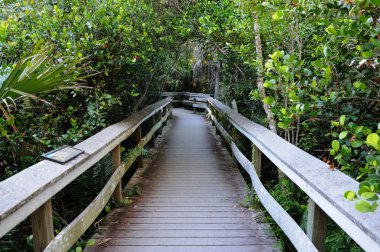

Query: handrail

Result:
[0,98,173,251]
[162,92,209,111]
[207,97,380,252]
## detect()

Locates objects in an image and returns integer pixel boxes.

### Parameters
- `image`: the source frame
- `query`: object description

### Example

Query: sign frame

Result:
[41,145,84,164]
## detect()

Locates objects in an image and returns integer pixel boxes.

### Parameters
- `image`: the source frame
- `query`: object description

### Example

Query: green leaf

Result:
[351,140,363,148]
[263,96,274,105]
[366,133,380,150]
[355,200,378,213]
[355,126,364,134]
[332,121,340,127]
[339,131,349,139]
[332,140,340,151]
[272,10,284,21]
[362,51,374,58]
[76,247,83,252]
[344,191,356,201]
[358,186,370,196]
[261,2,271,7]
[278,122,287,129]
[280,66,289,73]
[87,239,96,246]
[370,0,380,6]
[361,192,379,201]
[341,145,350,155]
[339,115,346,126]
[325,25,337,36]
[105,205,111,213]
[353,81,366,90]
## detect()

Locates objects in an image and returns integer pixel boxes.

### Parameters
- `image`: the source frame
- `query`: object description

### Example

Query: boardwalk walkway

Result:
[86,108,277,252]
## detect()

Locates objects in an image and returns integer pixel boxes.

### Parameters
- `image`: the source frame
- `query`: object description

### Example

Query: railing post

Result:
[135,126,144,168]
[31,200,54,252]
[169,104,173,120]
[157,109,163,136]
[307,199,326,252]
[151,114,156,147]
[252,145,262,178]
[208,103,215,127]
[163,107,168,126]
[193,98,197,113]
[112,144,123,205]
[231,128,238,167]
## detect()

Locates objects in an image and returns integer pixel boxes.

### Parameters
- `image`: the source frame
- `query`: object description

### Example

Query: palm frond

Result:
[0,43,88,111]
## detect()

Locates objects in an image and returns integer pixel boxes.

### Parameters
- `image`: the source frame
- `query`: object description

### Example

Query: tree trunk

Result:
[252,12,277,134]
[212,61,220,99]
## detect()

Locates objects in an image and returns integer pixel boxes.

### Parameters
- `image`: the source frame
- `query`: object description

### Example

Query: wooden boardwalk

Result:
[86,109,278,252]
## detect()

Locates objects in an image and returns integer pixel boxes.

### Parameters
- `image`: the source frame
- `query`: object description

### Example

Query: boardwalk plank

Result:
[85,109,277,251]
[86,245,278,252]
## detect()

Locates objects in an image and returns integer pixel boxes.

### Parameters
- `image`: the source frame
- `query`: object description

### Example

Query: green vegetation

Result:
[0,0,379,251]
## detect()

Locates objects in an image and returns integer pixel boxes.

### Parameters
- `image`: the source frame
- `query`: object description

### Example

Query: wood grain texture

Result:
[0,99,171,239]
[85,109,277,252]
[208,97,380,251]
[209,114,318,251]
[43,108,172,252]
[307,199,326,252]
[30,200,54,252]
[112,145,122,205]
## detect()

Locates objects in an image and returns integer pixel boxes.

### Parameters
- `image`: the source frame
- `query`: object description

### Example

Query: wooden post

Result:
[208,104,215,127]
[163,107,167,126]
[151,114,156,147]
[307,199,326,252]
[231,128,238,167]
[231,101,239,167]
[193,98,197,113]
[252,145,262,178]
[135,126,144,168]
[157,109,163,135]
[169,104,173,119]
[31,200,54,252]
[112,144,123,205]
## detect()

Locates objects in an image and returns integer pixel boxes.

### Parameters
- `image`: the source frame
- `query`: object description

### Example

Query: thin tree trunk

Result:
[213,61,220,99]
[252,12,277,134]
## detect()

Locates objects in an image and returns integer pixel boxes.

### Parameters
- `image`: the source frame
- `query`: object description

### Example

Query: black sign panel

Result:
[42,146,84,164]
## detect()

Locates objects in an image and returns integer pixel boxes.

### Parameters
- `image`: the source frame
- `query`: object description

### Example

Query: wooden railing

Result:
[1,92,380,252]
[0,98,173,252]
[207,97,380,252]
[162,91,210,110]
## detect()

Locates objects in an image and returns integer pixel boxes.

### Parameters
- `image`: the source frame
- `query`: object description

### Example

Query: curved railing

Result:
[1,92,379,252]
[207,97,380,252]
[0,98,172,252]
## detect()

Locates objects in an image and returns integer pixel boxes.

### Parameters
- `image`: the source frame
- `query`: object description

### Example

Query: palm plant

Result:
[0,43,88,122]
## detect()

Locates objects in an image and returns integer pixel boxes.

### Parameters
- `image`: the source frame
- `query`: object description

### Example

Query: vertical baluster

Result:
[135,126,144,168]
[163,106,168,126]
[157,109,163,136]
[252,145,262,178]
[307,199,326,252]
[112,144,122,205]
[151,114,156,147]
[231,128,238,167]
[31,200,54,252]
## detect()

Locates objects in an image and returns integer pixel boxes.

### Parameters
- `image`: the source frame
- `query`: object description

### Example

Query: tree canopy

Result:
[0,0,379,251]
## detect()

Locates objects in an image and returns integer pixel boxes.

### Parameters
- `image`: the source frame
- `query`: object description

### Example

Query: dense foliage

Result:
[0,0,379,251]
